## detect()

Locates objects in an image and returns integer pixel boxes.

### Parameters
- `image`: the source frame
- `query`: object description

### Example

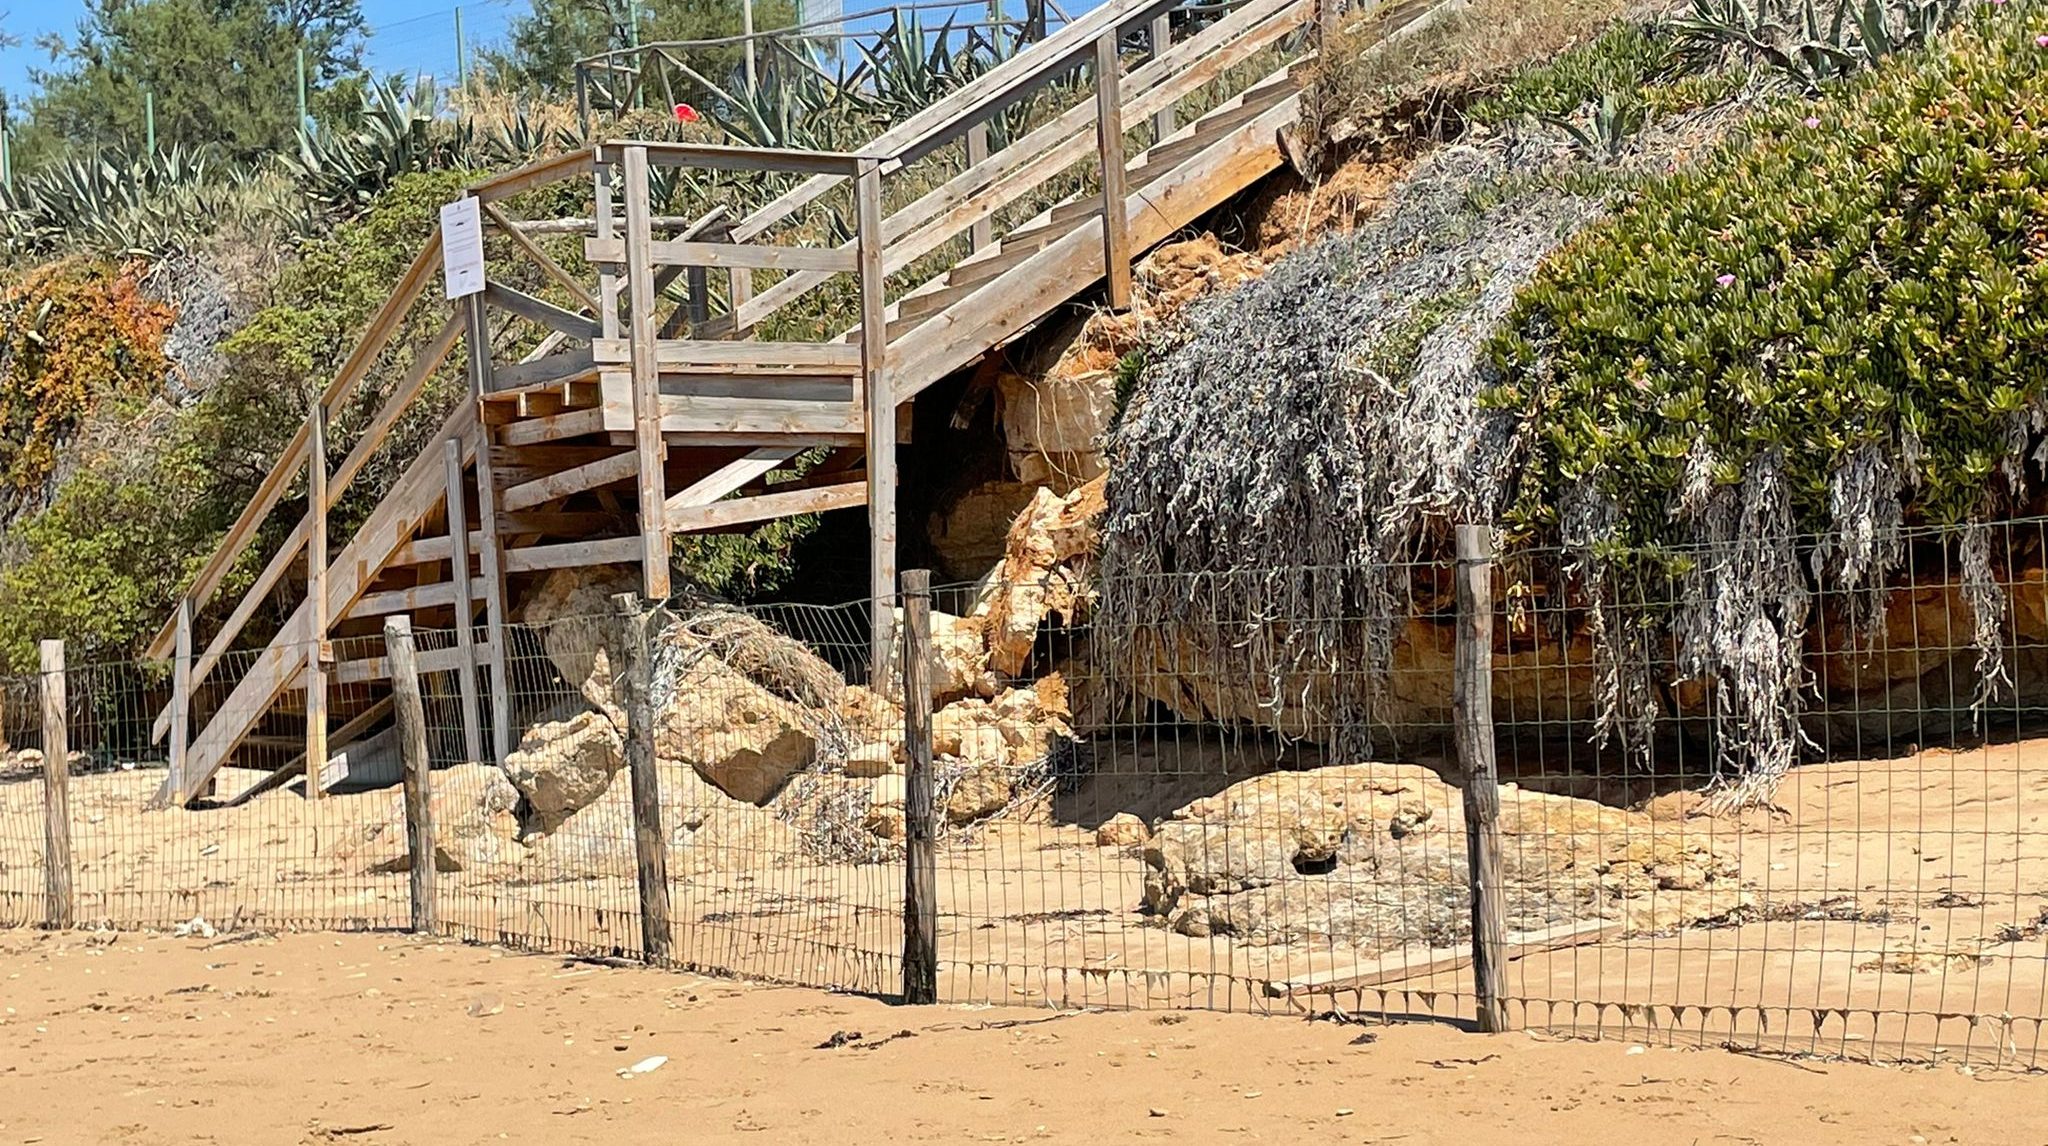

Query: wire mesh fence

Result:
[1,522,2046,1069]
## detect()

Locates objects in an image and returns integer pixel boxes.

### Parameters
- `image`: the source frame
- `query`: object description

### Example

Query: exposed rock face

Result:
[1143,763,1743,949]
[503,710,626,836]
[657,658,818,805]
[975,477,1104,676]
[429,762,525,868]
[1096,812,1150,849]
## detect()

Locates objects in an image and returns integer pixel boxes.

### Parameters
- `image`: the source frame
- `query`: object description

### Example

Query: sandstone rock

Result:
[503,710,625,836]
[1095,812,1149,848]
[869,773,907,808]
[657,659,817,805]
[931,611,998,700]
[429,762,525,867]
[1142,763,1744,950]
[944,760,1012,824]
[844,741,900,779]
[863,804,907,842]
[522,567,638,720]
[975,477,1104,675]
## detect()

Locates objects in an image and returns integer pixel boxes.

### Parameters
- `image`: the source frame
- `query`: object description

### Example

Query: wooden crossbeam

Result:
[663,446,801,514]
[499,450,638,513]
[668,480,865,534]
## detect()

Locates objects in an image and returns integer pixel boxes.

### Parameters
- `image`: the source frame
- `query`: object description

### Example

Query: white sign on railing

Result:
[441,196,486,300]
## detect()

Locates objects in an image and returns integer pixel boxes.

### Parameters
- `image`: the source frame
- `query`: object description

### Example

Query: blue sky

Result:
[2,0,522,110]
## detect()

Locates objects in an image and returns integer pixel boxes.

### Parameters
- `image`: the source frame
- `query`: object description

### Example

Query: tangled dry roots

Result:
[652,604,853,763]
[1099,139,1602,757]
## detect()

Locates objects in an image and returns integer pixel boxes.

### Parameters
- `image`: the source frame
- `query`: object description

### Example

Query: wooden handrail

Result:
[729,0,1310,334]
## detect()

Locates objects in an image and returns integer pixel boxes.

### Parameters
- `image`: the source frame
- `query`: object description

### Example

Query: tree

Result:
[481,0,795,100]
[16,0,367,165]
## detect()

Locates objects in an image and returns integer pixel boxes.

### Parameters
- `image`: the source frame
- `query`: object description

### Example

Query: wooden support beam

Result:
[501,536,644,573]
[500,449,638,513]
[222,695,394,807]
[667,480,864,534]
[40,639,72,929]
[479,198,600,314]
[592,338,864,373]
[966,122,992,253]
[595,168,622,340]
[1150,12,1176,139]
[169,598,193,798]
[622,145,672,600]
[344,581,458,620]
[444,442,484,766]
[306,396,330,800]
[483,282,602,341]
[1094,31,1133,311]
[1455,523,1507,1034]
[663,446,801,514]
[856,158,896,686]
[470,438,513,767]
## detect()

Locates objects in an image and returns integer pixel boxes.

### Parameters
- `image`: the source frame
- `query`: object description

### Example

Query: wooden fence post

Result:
[39,639,72,930]
[611,592,674,965]
[1149,13,1175,141]
[385,616,438,934]
[1092,32,1133,311]
[1453,524,1507,1033]
[900,569,939,1004]
[966,122,993,253]
[443,439,485,766]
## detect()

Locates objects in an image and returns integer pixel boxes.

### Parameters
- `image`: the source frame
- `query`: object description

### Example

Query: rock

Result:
[944,760,1012,824]
[427,763,525,867]
[863,804,907,842]
[931,611,998,700]
[1141,763,1744,948]
[844,741,900,778]
[503,710,625,835]
[1095,812,1149,848]
[974,477,1105,675]
[657,659,817,805]
[366,845,464,874]
[869,773,907,808]
[522,567,638,720]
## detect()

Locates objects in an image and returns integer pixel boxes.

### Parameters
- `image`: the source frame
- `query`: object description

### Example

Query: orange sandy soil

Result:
[0,928,2033,1146]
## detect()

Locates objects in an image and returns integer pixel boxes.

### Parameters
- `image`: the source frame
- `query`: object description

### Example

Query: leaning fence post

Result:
[1453,524,1507,1033]
[385,616,437,934]
[39,638,73,930]
[611,592,673,965]
[900,569,939,1004]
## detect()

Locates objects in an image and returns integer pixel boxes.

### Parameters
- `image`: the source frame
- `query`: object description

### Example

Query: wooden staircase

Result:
[142,0,1442,807]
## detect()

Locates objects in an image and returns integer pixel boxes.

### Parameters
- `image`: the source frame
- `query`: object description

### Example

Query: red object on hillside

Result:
[673,103,701,123]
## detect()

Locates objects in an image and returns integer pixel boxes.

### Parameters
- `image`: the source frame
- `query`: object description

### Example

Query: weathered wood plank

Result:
[385,615,438,932]
[667,481,865,533]
[443,440,485,767]
[500,449,637,513]
[1454,523,1507,1033]
[306,397,330,800]
[503,535,644,573]
[480,198,600,314]
[1094,32,1133,311]
[592,337,864,372]
[484,282,602,341]
[663,446,802,513]
[621,146,672,601]
[900,569,937,1002]
[40,639,72,928]
[586,236,857,273]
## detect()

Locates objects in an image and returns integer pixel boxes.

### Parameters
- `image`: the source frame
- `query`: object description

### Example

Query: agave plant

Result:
[286,77,466,216]
[1672,0,1972,92]
[0,143,271,258]
[1544,91,1649,161]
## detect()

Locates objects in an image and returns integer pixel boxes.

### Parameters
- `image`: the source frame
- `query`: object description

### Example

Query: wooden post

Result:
[39,639,72,930]
[594,162,621,340]
[1453,523,1507,1034]
[685,264,709,332]
[899,569,938,1004]
[855,158,897,689]
[169,597,193,796]
[306,396,330,798]
[1093,32,1133,312]
[385,616,438,934]
[443,439,485,765]
[611,592,673,965]
[966,122,992,253]
[1149,14,1175,141]
[462,294,514,766]
[621,145,673,601]
[1318,0,1341,46]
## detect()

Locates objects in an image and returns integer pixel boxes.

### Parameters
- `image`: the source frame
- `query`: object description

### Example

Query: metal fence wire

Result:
[3,521,2047,1070]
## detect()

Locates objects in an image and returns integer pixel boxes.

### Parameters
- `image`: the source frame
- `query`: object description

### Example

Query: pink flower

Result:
[1715,273,1737,288]
[673,102,701,123]
[2036,33,2048,47]
[1803,116,1820,128]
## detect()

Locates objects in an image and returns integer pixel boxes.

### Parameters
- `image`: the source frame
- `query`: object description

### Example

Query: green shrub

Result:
[1485,3,2048,549]
[1470,22,1677,123]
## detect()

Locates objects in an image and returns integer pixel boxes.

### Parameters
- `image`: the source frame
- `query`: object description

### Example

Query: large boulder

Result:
[522,567,639,720]
[503,709,626,836]
[657,658,818,805]
[975,477,1104,675]
[429,762,526,868]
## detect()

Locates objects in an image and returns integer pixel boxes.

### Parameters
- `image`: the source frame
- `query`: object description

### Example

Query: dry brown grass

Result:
[1303,0,1647,156]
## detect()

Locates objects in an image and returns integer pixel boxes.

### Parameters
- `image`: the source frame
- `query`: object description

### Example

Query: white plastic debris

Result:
[619,1055,668,1078]
[173,915,216,939]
